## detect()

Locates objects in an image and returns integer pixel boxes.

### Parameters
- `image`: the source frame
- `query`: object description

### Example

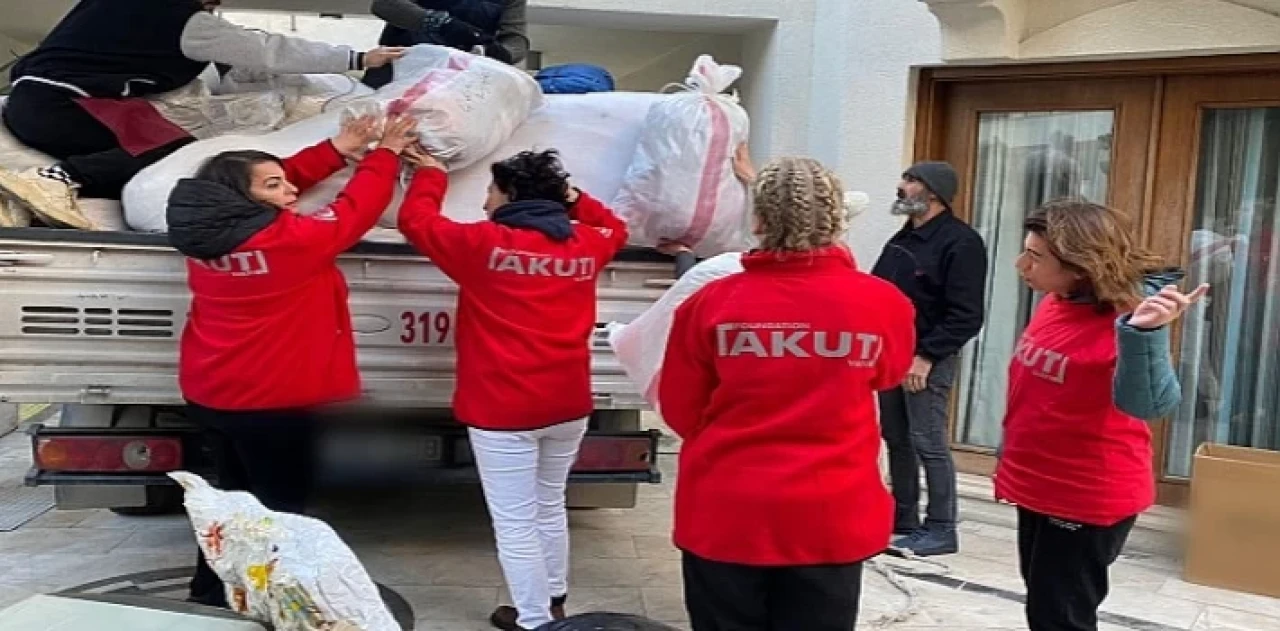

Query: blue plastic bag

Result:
[535,64,616,95]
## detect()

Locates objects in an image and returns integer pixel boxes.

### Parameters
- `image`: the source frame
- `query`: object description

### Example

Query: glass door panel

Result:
[955,111,1115,447]
[1165,106,1280,476]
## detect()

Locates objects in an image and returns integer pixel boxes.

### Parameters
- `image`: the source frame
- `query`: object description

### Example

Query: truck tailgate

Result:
[0,228,672,409]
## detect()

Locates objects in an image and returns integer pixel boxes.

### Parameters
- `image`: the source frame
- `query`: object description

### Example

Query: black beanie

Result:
[904,161,958,211]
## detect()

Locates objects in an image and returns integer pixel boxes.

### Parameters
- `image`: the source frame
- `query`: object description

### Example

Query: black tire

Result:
[109,484,184,516]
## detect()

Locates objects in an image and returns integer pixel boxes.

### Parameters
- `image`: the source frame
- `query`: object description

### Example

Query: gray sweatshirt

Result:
[179,12,363,75]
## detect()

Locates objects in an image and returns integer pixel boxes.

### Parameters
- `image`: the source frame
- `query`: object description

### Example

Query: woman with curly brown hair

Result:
[995,199,1207,631]
[657,157,918,630]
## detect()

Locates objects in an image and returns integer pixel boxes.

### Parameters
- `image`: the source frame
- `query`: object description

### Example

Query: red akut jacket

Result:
[177,142,399,411]
[397,168,629,431]
[995,295,1155,526]
[659,246,917,566]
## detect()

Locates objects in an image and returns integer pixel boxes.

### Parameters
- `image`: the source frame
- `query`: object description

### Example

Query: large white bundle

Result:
[343,45,542,171]
[613,56,751,258]
[169,472,398,631]
[607,253,745,407]
[124,92,667,233]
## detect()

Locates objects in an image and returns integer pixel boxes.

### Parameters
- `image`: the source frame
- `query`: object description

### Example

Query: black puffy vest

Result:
[12,0,209,98]
[377,0,506,48]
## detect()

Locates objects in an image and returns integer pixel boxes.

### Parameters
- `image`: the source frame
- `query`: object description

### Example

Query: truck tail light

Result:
[573,435,655,473]
[36,436,183,473]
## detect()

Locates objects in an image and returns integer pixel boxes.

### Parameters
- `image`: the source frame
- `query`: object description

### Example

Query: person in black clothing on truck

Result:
[871,161,988,558]
[0,0,403,231]
[365,0,529,88]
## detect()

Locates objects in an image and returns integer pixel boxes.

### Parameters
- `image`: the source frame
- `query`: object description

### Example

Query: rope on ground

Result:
[866,548,954,628]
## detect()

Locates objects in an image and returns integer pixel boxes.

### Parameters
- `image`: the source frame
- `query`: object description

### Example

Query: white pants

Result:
[469,418,589,630]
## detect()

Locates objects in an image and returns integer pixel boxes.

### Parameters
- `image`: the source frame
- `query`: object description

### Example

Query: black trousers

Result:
[186,403,317,607]
[682,552,863,631]
[1018,507,1137,631]
[1,81,192,199]
[879,355,959,531]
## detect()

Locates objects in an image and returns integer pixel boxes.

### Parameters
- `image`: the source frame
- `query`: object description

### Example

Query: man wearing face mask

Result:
[871,161,988,557]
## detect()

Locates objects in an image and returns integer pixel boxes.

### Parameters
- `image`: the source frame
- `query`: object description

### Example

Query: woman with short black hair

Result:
[396,147,629,631]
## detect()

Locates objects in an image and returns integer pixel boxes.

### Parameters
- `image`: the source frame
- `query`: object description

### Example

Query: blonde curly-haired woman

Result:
[657,157,918,630]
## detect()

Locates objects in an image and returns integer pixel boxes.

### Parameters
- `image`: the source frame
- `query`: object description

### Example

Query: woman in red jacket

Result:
[166,115,420,607]
[396,148,629,631]
[658,157,917,631]
[996,199,1206,631]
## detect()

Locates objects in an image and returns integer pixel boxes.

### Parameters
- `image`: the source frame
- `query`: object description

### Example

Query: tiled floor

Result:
[1,418,1279,629]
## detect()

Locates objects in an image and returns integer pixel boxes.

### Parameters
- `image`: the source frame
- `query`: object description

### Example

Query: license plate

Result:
[321,432,443,467]
[397,309,457,346]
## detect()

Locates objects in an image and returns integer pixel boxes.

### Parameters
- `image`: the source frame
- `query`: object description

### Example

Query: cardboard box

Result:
[1184,443,1280,598]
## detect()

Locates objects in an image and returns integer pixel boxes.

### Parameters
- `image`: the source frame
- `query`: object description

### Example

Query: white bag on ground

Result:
[169,472,399,631]
[608,253,745,407]
[613,56,751,258]
[124,92,664,233]
[342,45,542,170]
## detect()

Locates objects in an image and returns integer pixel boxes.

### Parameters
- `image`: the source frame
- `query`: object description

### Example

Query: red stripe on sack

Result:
[386,54,473,117]
[678,96,732,248]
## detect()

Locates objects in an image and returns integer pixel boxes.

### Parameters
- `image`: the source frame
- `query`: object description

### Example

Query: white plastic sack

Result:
[149,70,374,140]
[217,70,374,127]
[124,92,666,233]
[342,45,542,170]
[607,253,745,407]
[150,80,289,140]
[613,56,751,258]
[169,471,399,631]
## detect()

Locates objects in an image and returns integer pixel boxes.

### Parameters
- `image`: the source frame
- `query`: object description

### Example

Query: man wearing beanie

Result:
[871,160,988,557]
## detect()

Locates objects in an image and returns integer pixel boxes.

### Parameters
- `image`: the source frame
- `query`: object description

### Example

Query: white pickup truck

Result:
[0,3,673,514]
[0,228,671,513]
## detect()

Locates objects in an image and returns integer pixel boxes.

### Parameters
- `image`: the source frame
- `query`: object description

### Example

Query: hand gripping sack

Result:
[612,56,750,258]
[169,472,400,631]
[341,45,542,170]
[607,253,745,407]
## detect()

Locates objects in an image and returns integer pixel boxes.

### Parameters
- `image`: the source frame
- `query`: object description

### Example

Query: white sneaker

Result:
[0,167,93,230]
[0,197,32,228]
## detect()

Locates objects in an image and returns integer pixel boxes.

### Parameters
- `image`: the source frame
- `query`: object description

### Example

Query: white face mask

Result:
[890,192,930,216]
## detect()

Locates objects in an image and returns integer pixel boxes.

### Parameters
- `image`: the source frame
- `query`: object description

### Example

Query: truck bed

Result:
[0,227,673,410]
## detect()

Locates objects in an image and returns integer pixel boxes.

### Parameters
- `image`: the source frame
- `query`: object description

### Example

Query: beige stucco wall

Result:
[922,0,1280,62]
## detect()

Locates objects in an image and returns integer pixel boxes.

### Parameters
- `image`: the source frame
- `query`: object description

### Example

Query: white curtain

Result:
[1166,108,1280,477]
[954,111,1115,448]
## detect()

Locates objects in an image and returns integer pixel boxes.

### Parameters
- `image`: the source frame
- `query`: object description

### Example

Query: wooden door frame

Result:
[909,52,1280,506]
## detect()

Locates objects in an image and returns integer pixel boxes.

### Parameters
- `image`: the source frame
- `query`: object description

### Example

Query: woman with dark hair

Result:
[166,114,420,607]
[396,147,628,631]
[996,199,1207,631]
